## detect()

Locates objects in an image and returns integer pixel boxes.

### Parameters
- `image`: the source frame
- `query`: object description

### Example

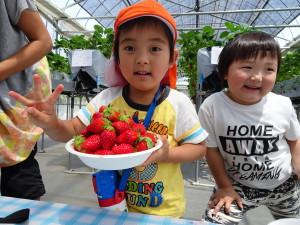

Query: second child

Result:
[198,32,300,224]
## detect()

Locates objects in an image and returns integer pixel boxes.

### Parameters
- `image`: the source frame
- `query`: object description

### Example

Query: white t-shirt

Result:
[198,91,300,190]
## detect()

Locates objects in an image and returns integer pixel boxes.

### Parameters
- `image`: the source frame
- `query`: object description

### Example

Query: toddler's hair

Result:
[218,32,281,88]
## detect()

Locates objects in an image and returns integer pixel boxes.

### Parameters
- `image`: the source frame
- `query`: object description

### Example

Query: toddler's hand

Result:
[139,135,169,166]
[209,187,243,215]
[9,74,64,130]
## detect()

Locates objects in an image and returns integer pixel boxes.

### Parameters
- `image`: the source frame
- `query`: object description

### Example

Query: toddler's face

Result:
[118,23,174,94]
[225,51,277,105]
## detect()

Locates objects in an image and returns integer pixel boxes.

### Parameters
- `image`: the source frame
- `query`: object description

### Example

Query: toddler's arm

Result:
[9,74,85,142]
[206,147,243,214]
[289,138,300,180]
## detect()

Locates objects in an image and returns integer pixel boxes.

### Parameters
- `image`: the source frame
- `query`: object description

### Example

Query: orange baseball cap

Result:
[114,0,177,43]
[105,0,178,89]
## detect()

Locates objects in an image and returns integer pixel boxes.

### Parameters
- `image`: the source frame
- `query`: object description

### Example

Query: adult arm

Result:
[0,9,52,81]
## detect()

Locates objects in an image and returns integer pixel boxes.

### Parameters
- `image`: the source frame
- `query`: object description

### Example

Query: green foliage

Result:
[277,49,300,82]
[47,25,114,76]
[177,26,222,97]
[47,51,71,75]
[177,22,257,97]
[219,22,257,41]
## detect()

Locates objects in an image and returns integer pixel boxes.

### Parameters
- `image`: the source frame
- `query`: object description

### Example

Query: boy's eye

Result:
[266,68,275,72]
[124,46,135,51]
[150,46,161,52]
[242,66,252,69]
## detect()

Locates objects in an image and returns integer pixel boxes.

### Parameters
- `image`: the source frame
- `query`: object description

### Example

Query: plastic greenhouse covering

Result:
[77,0,299,35]
[37,0,300,49]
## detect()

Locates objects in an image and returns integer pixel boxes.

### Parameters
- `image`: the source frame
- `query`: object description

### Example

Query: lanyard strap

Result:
[120,86,163,190]
[118,168,131,191]
[142,86,162,129]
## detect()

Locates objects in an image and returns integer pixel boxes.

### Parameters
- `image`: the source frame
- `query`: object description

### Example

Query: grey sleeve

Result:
[4,0,37,25]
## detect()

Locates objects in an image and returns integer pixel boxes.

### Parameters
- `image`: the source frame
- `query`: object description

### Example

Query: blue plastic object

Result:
[92,170,119,200]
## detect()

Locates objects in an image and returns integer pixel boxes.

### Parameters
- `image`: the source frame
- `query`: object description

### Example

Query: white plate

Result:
[65,139,162,170]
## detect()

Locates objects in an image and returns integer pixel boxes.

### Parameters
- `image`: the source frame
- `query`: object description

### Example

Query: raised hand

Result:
[9,74,64,130]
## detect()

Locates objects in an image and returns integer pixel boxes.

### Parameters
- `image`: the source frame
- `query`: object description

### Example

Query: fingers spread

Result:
[224,201,232,214]
[33,74,44,101]
[236,200,243,210]
[48,84,64,105]
[8,91,32,106]
[26,107,48,127]
[213,201,223,215]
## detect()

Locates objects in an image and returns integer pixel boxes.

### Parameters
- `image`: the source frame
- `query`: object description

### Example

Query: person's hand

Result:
[139,135,169,166]
[8,74,64,130]
[209,186,243,215]
[295,170,300,181]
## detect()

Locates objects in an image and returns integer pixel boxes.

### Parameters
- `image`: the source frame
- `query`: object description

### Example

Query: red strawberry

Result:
[134,141,149,152]
[86,118,111,134]
[94,150,113,155]
[74,145,79,152]
[73,135,86,152]
[103,107,121,122]
[85,150,95,154]
[134,136,154,152]
[142,133,157,145]
[91,112,103,122]
[119,115,136,127]
[131,123,146,134]
[80,129,91,138]
[112,121,130,135]
[116,129,139,145]
[100,126,116,150]
[99,105,107,113]
[112,144,135,155]
[81,134,102,152]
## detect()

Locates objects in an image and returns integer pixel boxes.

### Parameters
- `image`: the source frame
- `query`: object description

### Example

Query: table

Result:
[0,196,216,225]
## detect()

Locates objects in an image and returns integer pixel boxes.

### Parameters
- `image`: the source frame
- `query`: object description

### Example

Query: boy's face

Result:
[118,23,175,94]
[225,51,277,105]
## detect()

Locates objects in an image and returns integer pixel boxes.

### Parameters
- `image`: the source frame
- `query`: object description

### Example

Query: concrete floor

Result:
[31,135,275,224]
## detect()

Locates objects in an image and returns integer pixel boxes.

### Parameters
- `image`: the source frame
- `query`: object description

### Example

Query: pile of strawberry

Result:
[72,105,157,155]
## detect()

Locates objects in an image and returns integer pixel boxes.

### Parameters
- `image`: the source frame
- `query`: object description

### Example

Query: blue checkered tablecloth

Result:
[0,196,216,225]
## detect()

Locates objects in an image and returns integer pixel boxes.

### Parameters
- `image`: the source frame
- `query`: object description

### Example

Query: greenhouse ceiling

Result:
[35,0,300,52]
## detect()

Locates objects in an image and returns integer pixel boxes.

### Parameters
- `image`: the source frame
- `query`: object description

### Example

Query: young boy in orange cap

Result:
[9,0,208,218]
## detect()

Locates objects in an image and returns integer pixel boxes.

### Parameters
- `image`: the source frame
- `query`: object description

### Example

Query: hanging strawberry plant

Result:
[177,22,257,98]
[47,25,114,77]
[177,26,222,97]
[273,49,300,97]
[277,49,300,82]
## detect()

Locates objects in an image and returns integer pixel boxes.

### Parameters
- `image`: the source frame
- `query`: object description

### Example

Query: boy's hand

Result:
[209,187,243,215]
[139,135,169,166]
[8,74,64,130]
[289,139,300,181]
